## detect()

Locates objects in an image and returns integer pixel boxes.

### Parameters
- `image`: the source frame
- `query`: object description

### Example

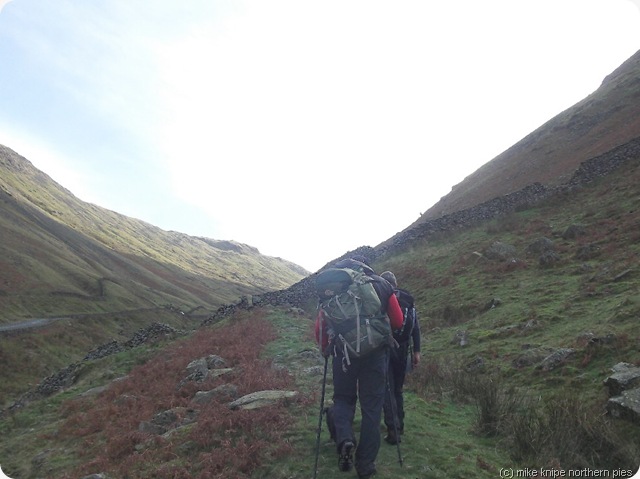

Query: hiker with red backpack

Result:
[314,257,404,479]
[380,271,421,446]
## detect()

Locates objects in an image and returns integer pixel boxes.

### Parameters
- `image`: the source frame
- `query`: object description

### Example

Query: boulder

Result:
[603,363,640,396]
[228,390,298,410]
[180,355,233,387]
[186,358,209,376]
[603,363,640,424]
[191,384,239,405]
[606,388,640,425]
[512,347,554,369]
[562,224,586,240]
[205,355,226,369]
[526,237,555,256]
[484,242,517,261]
[450,330,469,347]
[537,348,575,371]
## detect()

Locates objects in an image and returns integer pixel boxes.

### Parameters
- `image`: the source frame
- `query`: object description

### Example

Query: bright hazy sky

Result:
[0,1,639,272]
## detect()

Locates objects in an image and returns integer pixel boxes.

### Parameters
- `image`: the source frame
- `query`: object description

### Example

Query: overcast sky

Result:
[1,1,639,272]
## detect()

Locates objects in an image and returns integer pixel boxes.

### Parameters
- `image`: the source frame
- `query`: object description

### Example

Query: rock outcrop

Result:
[604,362,640,424]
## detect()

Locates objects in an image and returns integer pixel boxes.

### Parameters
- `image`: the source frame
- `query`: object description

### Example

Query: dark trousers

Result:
[383,342,409,432]
[331,347,388,474]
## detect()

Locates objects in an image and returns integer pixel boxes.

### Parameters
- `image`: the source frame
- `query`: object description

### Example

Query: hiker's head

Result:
[380,271,397,288]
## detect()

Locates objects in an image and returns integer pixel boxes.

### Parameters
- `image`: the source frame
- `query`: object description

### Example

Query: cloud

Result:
[1,0,639,271]
[151,1,632,229]
[626,0,640,13]
[0,0,12,14]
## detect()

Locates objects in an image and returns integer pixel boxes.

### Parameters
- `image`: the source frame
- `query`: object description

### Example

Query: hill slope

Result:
[407,48,640,228]
[1,50,640,479]
[2,155,639,476]
[0,145,308,323]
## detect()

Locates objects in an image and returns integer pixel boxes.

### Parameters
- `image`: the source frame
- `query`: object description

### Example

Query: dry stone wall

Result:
[6,137,639,420]
[3,323,185,415]
[203,135,640,320]
[379,135,640,254]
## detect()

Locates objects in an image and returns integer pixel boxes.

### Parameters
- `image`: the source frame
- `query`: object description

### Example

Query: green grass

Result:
[250,308,510,479]
[3,149,640,476]
[0,146,308,325]
[0,308,198,405]
[373,161,640,470]
[1,293,638,478]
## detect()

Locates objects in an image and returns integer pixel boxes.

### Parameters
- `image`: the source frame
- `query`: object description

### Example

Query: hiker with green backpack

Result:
[314,257,404,479]
[380,271,421,446]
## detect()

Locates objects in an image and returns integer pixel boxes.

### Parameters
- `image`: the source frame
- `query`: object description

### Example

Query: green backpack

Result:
[316,267,391,364]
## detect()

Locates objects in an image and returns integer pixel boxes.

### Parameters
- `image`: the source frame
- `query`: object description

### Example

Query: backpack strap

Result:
[354,292,361,354]
[337,334,352,371]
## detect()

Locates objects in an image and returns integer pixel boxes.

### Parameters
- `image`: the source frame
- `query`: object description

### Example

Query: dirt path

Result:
[0,318,58,333]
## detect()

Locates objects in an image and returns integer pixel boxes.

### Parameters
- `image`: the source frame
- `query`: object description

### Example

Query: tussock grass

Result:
[375,160,640,473]
[503,392,638,470]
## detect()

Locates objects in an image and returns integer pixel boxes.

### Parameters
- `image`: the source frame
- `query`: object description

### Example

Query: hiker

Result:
[315,257,404,479]
[380,270,421,446]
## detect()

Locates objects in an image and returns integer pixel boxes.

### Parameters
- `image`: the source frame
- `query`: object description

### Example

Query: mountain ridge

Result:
[409,48,640,227]
[0,145,308,323]
[1,47,640,479]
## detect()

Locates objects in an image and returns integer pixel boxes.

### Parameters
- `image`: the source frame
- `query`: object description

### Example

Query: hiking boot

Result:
[357,463,377,479]
[338,440,355,472]
[384,428,400,445]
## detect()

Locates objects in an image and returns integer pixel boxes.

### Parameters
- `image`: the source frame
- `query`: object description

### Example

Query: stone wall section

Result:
[203,135,640,321]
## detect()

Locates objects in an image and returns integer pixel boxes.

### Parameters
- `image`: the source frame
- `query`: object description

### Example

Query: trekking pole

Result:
[313,355,329,479]
[386,373,404,467]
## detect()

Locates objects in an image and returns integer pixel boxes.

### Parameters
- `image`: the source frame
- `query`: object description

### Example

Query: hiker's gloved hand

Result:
[412,351,421,367]
[322,344,333,358]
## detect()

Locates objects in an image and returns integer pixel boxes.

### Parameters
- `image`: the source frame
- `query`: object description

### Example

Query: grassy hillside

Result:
[0,144,308,413]
[373,154,640,471]
[2,47,640,479]
[0,144,307,324]
[405,48,640,229]
[1,153,638,478]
